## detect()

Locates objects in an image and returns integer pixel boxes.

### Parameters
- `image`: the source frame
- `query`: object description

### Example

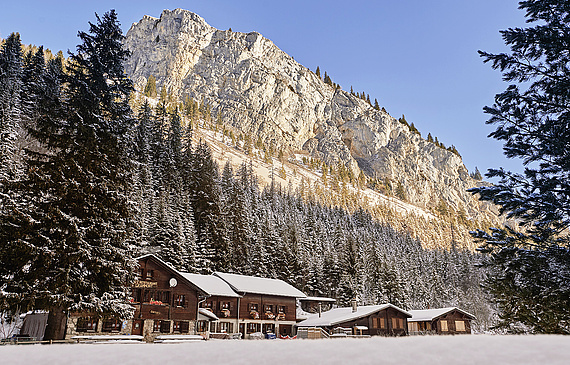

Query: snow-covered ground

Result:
[1,335,568,365]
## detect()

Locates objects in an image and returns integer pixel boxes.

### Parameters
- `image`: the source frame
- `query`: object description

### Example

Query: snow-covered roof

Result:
[214,272,306,298]
[198,308,219,321]
[181,273,241,298]
[408,307,476,322]
[296,304,411,327]
[298,296,337,302]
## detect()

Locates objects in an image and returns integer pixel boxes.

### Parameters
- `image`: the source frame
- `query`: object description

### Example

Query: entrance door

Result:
[239,323,245,339]
[279,324,292,337]
[132,320,144,336]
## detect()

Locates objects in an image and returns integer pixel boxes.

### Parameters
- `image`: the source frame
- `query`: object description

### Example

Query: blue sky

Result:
[0,0,528,177]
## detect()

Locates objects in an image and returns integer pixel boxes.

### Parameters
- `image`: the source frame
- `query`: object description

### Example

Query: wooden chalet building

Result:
[67,254,308,341]
[296,302,411,337]
[181,273,241,336]
[407,307,476,335]
[66,254,217,341]
[213,272,307,339]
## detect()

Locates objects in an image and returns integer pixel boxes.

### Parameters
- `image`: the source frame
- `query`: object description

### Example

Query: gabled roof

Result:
[181,273,241,298]
[296,304,411,328]
[135,254,207,296]
[408,307,476,322]
[214,272,306,298]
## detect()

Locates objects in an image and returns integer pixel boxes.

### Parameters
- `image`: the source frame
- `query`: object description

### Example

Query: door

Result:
[132,319,144,336]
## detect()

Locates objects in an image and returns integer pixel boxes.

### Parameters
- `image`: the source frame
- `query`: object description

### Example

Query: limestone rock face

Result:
[124,9,494,219]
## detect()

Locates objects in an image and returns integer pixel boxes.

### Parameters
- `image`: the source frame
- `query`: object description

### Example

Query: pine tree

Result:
[315,66,321,78]
[373,98,380,110]
[470,0,570,334]
[0,33,23,182]
[0,11,137,340]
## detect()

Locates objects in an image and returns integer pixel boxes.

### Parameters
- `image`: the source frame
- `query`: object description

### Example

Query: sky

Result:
[0,0,530,176]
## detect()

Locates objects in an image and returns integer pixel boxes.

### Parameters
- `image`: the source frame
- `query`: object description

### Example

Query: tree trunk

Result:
[43,307,67,340]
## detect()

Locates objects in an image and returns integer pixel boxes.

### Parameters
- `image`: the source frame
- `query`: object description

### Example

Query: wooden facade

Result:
[67,254,207,341]
[408,308,475,335]
[296,304,411,337]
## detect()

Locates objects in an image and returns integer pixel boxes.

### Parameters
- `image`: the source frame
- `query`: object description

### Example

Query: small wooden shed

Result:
[407,307,476,335]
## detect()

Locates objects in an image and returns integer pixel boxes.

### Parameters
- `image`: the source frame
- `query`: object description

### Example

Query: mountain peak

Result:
[124,9,497,222]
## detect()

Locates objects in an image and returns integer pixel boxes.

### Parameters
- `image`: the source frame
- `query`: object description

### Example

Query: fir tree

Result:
[0,33,23,182]
[0,11,137,340]
[470,0,570,334]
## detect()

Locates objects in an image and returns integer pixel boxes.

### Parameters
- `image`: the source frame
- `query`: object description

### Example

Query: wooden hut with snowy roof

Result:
[407,307,476,335]
[295,301,411,337]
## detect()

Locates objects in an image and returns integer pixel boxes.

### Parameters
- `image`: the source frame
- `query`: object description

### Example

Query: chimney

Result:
[351,298,357,313]
[318,302,322,318]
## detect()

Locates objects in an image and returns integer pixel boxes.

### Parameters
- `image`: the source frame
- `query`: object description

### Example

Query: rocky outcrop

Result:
[124,9,495,219]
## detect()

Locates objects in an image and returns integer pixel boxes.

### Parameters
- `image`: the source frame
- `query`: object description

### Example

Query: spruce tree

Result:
[0,33,23,182]
[470,0,570,334]
[0,11,137,340]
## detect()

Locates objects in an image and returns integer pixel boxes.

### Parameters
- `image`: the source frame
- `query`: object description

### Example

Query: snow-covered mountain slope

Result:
[124,8,499,228]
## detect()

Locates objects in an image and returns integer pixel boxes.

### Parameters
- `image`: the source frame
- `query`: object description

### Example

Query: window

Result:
[173,321,190,333]
[277,305,286,314]
[153,320,171,333]
[455,320,465,332]
[76,317,98,332]
[379,317,385,329]
[146,269,154,281]
[102,318,121,332]
[408,322,418,332]
[221,302,231,310]
[196,320,208,332]
[132,288,141,303]
[372,317,378,329]
[247,323,261,334]
[441,320,448,332]
[391,317,404,329]
[264,304,273,313]
[249,303,259,312]
[219,322,233,333]
[174,294,186,308]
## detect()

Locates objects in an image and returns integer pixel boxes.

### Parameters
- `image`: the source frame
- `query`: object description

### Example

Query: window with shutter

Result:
[160,320,171,333]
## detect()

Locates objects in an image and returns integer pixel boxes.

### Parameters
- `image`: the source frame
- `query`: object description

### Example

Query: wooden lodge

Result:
[296,301,411,337]
[212,272,307,339]
[66,254,218,341]
[65,254,477,341]
[66,254,307,341]
[407,307,476,335]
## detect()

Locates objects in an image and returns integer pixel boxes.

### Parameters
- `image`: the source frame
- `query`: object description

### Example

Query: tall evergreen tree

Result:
[0,11,137,340]
[470,0,570,334]
[0,33,23,182]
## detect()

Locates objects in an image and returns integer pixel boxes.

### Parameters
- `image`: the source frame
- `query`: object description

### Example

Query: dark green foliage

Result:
[0,11,137,334]
[470,0,570,334]
[0,33,23,181]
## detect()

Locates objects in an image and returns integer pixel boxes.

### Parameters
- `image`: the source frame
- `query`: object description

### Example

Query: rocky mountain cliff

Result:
[124,9,495,221]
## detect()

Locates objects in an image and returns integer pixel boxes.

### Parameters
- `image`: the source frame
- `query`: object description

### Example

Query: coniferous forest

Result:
[0,10,496,335]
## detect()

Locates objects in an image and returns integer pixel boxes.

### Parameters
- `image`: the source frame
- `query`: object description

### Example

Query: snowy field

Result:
[1,335,569,365]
